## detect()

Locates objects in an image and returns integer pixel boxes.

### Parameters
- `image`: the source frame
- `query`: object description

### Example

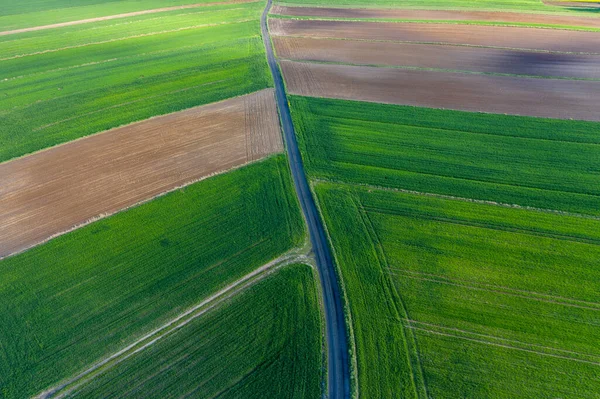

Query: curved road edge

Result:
[260,1,351,398]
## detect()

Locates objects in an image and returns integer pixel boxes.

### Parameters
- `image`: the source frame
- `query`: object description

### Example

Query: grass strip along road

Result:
[262,0,351,397]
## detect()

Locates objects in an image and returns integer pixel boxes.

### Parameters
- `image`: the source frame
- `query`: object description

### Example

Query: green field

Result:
[290,96,600,397]
[0,156,305,398]
[0,0,258,31]
[0,2,271,162]
[315,182,600,398]
[66,264,323,399]
[291,96,600,216]
[276,0,600,13]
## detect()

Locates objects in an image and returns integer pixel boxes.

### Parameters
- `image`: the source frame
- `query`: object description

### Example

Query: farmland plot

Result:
[0,2,271,162]
[291,96,600,215]
[0,0,258,31]
[315,182,600,398]
[271,5,600,28]
[272,18,600,120]
[65,264,323,399]
[0,89,282,259]
[0,156,304,398]
[274,37,600,80]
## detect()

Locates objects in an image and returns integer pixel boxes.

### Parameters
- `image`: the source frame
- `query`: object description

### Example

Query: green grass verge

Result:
[0,3,271,163]
[290,95,600,215]
[315,181,600,399]
[0,155,305,399]
[66,264,323,399]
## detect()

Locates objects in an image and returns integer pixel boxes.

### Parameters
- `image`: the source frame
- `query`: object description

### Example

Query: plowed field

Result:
[280,60,600,121]
[269,19,600,53]
[271,5,600,28]
[0,89,282,258]
[274,36,600,79]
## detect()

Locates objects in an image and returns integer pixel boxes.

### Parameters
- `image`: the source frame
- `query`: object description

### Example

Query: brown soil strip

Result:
[280,60,600,121]
[0,89,282,259]
[269,19,600,53]
[273,36,600,79]
[271,5,600,28]
[0,0,256,37]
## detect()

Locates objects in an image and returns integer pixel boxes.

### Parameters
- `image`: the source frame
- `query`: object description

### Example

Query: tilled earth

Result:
[0,89,282,259]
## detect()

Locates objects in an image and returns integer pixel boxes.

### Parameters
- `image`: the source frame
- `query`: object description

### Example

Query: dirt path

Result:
[0,89,282,259]
[279,60,600,121]
[35,251,310,399]
[273,36,600,79]
[271,5,600,28]
[0,0,255,37]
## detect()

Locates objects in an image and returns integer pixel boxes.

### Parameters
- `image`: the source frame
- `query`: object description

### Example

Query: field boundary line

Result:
[389,268,600,310]
[408,325,600,366]
[33,250,311,399]
[312,179,600,222]
[388,270,600,312]
[0,0,258,37]
[0,19,254,62]
[271,34,600,56]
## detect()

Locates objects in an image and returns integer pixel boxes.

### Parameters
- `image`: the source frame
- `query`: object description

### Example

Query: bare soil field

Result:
[280,60,600,121]
[0,89,282,259]
[269,19,600,53]
[271,5,600,28]
[0,0,256,36]
[273,36,600,79]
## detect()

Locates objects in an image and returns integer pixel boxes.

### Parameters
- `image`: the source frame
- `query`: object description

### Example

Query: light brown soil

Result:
[0,89,282,259]
[271,5,600,28]
[280,60,600,121]
[269,19,600,53]
[273,36,600,79]
[0,0,255,37]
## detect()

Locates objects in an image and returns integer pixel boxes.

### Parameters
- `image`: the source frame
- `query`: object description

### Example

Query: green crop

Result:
[67,264,323,399]
[0,3,271,162]
[315,181,600,399]
[0,156,305,398]
[291,95,600,215]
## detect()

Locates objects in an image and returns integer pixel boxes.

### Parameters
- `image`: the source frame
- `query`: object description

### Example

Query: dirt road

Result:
[262,1,351,398]
[0,89,282,259]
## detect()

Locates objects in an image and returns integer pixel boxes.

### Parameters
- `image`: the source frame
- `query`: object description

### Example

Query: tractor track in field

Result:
[34,252,310,399]
[0,0,257,37]
[261,1,351,398]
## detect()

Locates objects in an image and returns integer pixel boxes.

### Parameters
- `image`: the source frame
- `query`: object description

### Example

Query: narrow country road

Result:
[260,1,351,398]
